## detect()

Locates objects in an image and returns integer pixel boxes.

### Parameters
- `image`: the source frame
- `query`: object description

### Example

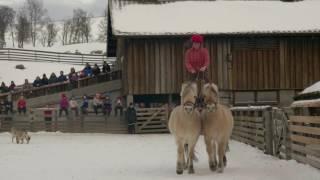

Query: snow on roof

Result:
[291,98,320,108]
[300,81,320,95]
[110,0,320,36]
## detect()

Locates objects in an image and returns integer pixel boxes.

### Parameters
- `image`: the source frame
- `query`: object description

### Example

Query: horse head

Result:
[202,83,219,112]
[180,82,198,114]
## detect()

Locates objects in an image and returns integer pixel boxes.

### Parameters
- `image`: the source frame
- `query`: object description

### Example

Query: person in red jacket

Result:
[17,95,27,115]
[185,34,210,82]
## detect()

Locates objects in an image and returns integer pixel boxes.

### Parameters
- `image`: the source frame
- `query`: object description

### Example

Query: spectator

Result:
[23,79,33,90]
[33,76,42,87]
[0,99,4,114]
[48,72,58,84]
[69,97,79,117]
[59,93,69,117]
[102,61,111,73]
[92,63,101,77]
[93,93,103,115]
[41,74,49,85]
[83,63,93,77]
[115,96,124,116]
[17,95,27,115]
[126,102,136,134]
[9,81,16,91]
[6,92,13,114]
[103,95,112,116]
[57,71,67,82]
[0,82,9,93]
[68,68,78,89]
[81,95,89,115]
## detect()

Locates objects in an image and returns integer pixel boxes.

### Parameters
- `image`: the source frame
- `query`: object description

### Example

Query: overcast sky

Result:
[0,0,107,21]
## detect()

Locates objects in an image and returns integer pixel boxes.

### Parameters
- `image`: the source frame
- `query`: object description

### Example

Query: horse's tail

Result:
[184,144,199,163]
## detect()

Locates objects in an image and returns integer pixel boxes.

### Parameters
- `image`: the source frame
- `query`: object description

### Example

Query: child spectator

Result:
[81,95,89,115]
[69,97,79,117]
[17,95,27,115]
[59,93,69,117]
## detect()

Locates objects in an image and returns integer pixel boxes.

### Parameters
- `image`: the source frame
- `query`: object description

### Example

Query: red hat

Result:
[191,34,203,43]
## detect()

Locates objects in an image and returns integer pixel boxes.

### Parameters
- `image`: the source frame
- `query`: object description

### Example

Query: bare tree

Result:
[25,0,47,47]
[16,10,30,48]
[62,19,72,45]
[0,6,15,44]
[71,9,91,44]
[46,22,58,47]
[97,8,107,42]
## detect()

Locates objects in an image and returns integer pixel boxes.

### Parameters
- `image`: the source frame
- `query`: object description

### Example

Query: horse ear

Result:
[212,83,219,93]
[180,83,186,96]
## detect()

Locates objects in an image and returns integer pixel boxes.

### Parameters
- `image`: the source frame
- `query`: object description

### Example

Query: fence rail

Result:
[135,107,169,133]
[0,48,115,65]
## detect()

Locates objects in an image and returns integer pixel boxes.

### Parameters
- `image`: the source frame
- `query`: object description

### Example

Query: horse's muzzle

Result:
[206,103,217,112]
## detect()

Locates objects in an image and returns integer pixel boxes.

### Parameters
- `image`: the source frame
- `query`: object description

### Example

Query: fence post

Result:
[82,55,84,65]
[264,107,274,155]
[7,49,10,60]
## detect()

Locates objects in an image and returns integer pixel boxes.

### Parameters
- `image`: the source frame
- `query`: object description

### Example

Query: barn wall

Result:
[122,37,219,95]
[121,36,320,96]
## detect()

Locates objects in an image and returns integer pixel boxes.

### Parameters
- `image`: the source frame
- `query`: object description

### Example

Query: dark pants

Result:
[18,107,26,115]
[115,106,123,116]
[128,124,135,134]
[81,107,88,115]
[59,108,68,117]
[71,107,79,116]
[188,71,209,82]
[93,105,103,115]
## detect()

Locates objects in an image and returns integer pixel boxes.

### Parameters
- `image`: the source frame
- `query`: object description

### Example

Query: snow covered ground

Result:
[0,60,83,85]
[0,133,318,180]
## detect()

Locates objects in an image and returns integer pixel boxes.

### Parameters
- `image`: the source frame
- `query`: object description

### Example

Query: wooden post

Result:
[264,107,274,155]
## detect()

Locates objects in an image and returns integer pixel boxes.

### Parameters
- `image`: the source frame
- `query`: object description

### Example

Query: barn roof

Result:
[109,0,320,36]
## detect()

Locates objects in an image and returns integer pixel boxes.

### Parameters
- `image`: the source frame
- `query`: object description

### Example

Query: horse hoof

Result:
[209,162,217,172]
[176,169,183,175]
[188,168,195,174]
[217,167,224,173]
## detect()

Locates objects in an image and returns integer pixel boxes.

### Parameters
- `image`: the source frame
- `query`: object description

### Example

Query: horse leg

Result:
[187,142,197,174]
[217,140,227,173]
[205,137,217,171]
[176,141,185,175]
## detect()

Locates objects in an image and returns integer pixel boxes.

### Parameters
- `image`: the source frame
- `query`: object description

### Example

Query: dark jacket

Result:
[57,75,67,82]
[92,66,101,76]
[41,77,49,85]
[83,67,93,77]
[33,79,42,87]
[102,63,111,73]
[48,75,58,84]
[126,107,137,126]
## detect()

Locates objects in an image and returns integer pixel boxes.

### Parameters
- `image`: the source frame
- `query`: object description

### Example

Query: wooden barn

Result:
[107,0,320,107]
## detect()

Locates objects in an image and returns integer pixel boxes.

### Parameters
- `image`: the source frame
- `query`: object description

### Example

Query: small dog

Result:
[11,127,31,144]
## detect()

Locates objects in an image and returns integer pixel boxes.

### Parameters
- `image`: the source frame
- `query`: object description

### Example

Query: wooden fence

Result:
[284,108,320,169]
[231,106,320,169]
[231,106,274,155]
[0,109,127,133]
[0,48,114,65]
[135,107,169,133]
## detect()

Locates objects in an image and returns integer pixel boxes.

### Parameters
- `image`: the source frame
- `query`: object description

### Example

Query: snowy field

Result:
[0,133,319,180]
[0,61,83,85]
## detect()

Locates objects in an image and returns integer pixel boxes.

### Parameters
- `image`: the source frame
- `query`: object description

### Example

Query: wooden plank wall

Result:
[123,38,218,95]
[231,38,280,90]
[122,36,320,95]
[282,38,320,89]
[135,107,169,133]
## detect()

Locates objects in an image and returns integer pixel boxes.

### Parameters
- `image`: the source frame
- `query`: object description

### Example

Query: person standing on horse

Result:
[185,34,210,82]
